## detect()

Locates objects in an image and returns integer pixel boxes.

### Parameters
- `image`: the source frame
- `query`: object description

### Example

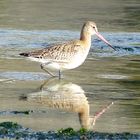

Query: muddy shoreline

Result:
[0,122,140,140]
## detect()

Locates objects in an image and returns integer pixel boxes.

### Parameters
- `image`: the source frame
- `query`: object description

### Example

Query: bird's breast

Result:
[62,47,89,70]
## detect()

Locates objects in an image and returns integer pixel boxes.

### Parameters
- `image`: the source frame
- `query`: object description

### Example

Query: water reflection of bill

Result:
[22,77,113,130]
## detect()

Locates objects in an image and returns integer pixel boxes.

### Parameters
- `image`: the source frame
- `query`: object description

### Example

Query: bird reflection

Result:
[22,77,113,129]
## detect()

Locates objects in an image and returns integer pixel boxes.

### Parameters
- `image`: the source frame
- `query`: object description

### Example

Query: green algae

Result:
[0,122,21,129]
[0,122,140,140]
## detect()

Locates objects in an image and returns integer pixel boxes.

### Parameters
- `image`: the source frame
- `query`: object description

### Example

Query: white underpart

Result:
[63,49,89,69]
[27,57,62,70]
[27,47,90,71]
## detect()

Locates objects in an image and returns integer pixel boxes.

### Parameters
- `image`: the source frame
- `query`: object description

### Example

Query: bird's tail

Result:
[19,52,30,57]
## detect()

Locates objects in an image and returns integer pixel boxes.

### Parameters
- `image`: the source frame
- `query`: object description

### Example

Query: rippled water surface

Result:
[0,0,140,134]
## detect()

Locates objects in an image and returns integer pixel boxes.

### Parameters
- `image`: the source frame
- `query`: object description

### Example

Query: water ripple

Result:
[0,72,48,81]
[0,29,140,58]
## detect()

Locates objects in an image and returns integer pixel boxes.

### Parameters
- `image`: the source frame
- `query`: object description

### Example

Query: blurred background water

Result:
[0,0,140,133]
[0,0,139,31]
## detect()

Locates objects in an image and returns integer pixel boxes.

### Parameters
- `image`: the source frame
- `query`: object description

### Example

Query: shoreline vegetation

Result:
[0,122,139,140]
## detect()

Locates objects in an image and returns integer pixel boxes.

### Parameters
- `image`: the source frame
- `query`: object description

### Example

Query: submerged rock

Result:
[0,122,140,140]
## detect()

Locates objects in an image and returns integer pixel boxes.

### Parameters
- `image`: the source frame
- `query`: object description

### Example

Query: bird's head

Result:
[82,21,116,50]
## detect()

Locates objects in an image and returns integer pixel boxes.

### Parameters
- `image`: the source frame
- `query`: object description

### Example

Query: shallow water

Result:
[0,0,140,134]
[0,29,140,133]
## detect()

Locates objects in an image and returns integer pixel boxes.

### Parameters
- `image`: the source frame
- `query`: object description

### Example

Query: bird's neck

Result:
[80,30,91,47]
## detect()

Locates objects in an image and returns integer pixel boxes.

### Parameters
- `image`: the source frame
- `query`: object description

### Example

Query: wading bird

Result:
[20,21,115,79]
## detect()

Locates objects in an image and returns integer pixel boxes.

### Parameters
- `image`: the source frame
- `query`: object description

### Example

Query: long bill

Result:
[95,31,116,50]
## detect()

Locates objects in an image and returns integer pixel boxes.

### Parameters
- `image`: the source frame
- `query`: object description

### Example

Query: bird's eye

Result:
[93,26,95,29]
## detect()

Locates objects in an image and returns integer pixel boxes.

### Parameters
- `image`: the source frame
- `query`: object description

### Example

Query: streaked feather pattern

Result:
[26,41,84,62]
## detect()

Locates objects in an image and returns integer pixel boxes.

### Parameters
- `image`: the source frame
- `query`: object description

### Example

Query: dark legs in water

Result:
[58,70,61,80]
[40,64,62,79]
[40,64,55,77]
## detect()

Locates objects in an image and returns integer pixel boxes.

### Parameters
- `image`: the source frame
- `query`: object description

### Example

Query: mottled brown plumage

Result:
[27,41,83,62]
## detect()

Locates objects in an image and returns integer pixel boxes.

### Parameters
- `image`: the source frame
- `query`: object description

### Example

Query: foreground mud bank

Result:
[0,122,140,140]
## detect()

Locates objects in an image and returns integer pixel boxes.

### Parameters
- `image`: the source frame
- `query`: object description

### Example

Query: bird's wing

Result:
[28,41,82,63]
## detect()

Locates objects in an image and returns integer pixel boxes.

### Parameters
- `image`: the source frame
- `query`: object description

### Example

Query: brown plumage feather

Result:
[20,41,83,62]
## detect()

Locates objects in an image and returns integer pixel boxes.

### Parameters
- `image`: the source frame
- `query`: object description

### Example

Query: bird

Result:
[20,21,115,79]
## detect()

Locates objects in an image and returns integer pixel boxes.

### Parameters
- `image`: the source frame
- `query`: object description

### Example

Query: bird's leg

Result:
[40,64,55,77]
[39,77,57,90]
[58,70,61,80]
